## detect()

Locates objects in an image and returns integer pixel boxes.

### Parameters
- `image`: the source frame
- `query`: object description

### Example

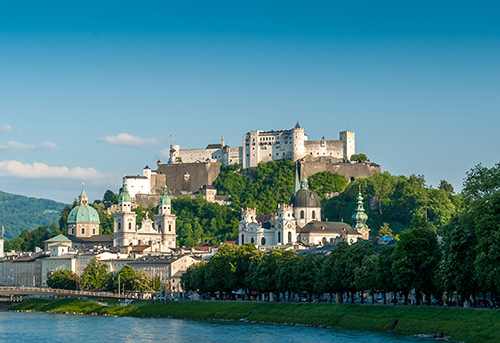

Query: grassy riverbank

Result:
[10,299,500,343]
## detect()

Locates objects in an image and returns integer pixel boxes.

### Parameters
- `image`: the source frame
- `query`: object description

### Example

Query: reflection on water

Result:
[0,311,438,343]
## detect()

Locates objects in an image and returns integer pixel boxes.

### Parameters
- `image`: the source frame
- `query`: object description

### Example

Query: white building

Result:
[113,179,177,252]
[169,123,356,169]
[238,172,368,247]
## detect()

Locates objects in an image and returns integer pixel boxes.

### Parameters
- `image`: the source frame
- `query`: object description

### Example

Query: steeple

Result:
[352,186,370,240]
[159,184,171,206]
[79,182,89,206]
[292,163,300,195]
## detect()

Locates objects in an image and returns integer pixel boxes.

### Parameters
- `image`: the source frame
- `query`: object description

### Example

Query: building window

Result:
[169,225,172,232]
[261,237,266,245]
[129,222,132,230]
[251,238,254,243]
[312,211,316,219]
[81,228,85,235]
[118,223,121,231]
[300,210,305,219]
[241,234,244,243]
[288,232,292,244]
[278,231,281,243]
[93,228,96,235]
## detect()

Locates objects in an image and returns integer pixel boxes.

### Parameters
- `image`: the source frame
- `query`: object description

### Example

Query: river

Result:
[0,311,439,342]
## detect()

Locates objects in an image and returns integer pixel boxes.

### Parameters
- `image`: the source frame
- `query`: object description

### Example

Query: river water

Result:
[0,311,439,342]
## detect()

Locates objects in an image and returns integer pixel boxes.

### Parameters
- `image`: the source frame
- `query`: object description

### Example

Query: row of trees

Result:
[47,257,156,293]
[182,162,500,304]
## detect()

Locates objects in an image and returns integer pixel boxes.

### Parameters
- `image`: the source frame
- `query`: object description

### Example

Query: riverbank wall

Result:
[10,299,500,343]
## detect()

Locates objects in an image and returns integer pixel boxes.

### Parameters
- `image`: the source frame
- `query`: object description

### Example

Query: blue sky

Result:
[0,1,498,203]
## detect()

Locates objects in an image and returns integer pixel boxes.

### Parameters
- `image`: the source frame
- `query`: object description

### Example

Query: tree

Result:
[350,153,368,162]
[308,172,348,199]
[438,213,477,303]
[463,162,500,202]
[80,257,109,290]
[377,223,393,238]
[391,215,441,305]
[103,190,118,208]
[47,269,78,290]
[131,270,152,292]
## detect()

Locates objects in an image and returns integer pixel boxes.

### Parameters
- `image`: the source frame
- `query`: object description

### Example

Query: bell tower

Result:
[113,178,137,247]
[154,184,177,251]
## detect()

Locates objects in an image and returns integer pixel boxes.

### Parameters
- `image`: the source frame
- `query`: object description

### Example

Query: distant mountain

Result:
[0,190,67,240]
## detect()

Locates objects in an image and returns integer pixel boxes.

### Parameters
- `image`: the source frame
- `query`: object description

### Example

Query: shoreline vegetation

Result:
[9,299,500,343]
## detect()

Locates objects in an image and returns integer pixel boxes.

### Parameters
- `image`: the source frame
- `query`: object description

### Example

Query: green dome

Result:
[68,205,100,223]
[159,184,171,205]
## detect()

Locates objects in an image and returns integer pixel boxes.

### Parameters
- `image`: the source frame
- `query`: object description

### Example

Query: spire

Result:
[352,187,369,233]
[119,177,131,203]
[294,121,301,129]
[292,163,300,195]
[79,182,88,206]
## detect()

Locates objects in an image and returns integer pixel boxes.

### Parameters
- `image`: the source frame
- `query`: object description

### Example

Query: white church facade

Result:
[238,172,370,247]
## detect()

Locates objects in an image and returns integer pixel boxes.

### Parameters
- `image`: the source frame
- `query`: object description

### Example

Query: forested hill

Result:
[0,190,67,239]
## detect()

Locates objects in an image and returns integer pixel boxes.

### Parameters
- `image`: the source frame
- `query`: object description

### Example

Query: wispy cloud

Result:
[0,160,112,181]
[0,124,12,132]
[97,133,158,147]
[0,140,59,152]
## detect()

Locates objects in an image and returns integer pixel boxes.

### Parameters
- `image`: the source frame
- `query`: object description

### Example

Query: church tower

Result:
[113,178,137,247]
[276,204,296,245]
[154,184,177,251]
[352,188,370,240]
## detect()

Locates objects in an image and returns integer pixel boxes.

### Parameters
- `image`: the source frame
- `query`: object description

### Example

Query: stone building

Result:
[168,122,355,169]
[113,179,177,253]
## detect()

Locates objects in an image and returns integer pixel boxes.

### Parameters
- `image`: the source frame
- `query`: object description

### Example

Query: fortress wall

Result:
[178,148,220,163]
[303,140,343,159]
[157,162,221,195]
[300,159,381,182]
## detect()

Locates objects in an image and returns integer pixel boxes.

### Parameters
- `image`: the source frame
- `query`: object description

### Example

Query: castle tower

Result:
[0,231,4,258]
[154,184,177,251]
[67,184,100,238]
[291,122,306,162]
[340,131,355,161]
[276,204,296,245]
[352,188,370,240]
[113,178,137,247]
[169,144,180,163]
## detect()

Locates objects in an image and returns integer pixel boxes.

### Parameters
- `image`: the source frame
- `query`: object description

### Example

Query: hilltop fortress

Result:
[126,123,380,206]
[169,122,355,168]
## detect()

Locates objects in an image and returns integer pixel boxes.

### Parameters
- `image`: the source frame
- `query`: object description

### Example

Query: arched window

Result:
[278,231,281,243]
[72,228,75,235]
[93,228,96,235]
[251,237,254,243]
[158,224,162,232]
[169,225,172,232]
[312,210,316,219]
[300,210,305,219]
[241,234,245,244]
[81,228,85,235]
[118,223,121,231]
[322,237,327,245]
[261,237,266,245]
[128,222,132,231]
[288,232,292,244]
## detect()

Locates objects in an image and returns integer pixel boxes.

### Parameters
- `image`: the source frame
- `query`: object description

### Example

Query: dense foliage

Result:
[323,172,463,236]
[0,190,66,239]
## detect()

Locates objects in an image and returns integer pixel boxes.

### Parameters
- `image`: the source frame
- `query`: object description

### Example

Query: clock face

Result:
[287,223,292,229]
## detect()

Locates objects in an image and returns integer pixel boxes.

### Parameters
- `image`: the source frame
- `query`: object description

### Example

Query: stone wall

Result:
[299,156,381,182]
[157,162,221,195]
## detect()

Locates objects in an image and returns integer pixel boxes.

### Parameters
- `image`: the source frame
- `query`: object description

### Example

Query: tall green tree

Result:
[81,257,109,290]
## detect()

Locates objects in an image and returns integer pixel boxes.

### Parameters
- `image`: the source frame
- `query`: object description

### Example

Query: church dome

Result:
[290,178,320,208]
[68,205,100,223]
[68,184,100,224]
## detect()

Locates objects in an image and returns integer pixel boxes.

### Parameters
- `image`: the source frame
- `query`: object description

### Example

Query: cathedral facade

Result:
[113,179,177,252]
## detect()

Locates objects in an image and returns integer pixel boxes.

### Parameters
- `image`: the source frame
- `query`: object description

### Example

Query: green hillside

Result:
[0,190,67,239]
